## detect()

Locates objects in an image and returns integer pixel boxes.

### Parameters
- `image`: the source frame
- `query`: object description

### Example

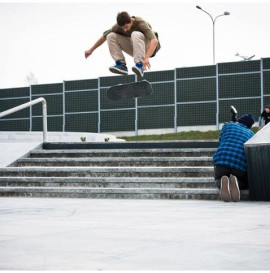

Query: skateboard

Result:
[107,80,153,101]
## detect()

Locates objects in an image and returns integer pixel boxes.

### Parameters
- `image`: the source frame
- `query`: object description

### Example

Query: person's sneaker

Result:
[109,60,128,75]
[230,105,238,122]
[220,176,231,202]
[229,174,240,202]
[132,62,144,78]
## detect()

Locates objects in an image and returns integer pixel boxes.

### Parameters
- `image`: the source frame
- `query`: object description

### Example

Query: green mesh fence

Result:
[176,65,216,78]
[0,119,29,131]
[177,78,216,103]
[0,87,29,99]
[65,113,98,133]
[139,82,174,106]
[100,110,135,132]
[1,58,270,134]
[263,71,270,95]
[31,94,63,116]
[218,60,260,74]
[100,74,135,87]
[144,70,175,82]
[263,96,270,108]
[219,98,261,124]
[0,98,30,119]
[31,83,62,95]
[65,79,98,91]
[32,116,63,132]
[263,58,270,69]
[219,73,261,98]
[138,106,174,130]
[65,91,98,113]
[177,102,216,127]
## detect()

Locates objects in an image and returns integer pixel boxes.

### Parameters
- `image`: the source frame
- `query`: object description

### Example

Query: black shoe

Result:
[230,105,238,122]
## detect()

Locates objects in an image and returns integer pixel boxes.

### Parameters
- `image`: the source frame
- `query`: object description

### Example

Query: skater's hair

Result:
[117,12,131,27]
[265,106,270,110]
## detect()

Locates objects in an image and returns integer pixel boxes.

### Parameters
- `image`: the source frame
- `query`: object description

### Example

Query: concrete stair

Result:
[15,157,213,167]
[0,141,249,200]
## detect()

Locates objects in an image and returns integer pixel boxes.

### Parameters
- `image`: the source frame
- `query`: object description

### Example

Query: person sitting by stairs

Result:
[213,113,255,202]
[258,105,270,129]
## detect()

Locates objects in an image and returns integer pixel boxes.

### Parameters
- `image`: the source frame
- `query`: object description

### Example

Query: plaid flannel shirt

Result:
[213,122,254,172]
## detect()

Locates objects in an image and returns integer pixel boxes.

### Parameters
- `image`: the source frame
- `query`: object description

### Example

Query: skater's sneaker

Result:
[231,105,238,122]
[109,60,128,75]
[220,176,231,202]
[132,62,144,78]
[229,174,240,202]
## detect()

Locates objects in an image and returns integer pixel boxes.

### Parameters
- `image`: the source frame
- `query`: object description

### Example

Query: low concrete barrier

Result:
[245,123,270,201]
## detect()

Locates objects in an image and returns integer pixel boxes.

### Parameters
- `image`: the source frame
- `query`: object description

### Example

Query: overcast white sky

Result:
[0,0,270,88]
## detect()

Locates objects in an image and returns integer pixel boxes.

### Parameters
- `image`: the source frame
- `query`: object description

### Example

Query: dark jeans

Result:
[214,165,248,190]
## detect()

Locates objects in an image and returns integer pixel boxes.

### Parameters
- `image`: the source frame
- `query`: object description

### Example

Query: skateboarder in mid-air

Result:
[85,11,161,78]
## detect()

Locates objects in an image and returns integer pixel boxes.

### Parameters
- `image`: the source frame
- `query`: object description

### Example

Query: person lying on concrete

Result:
[213,113,255,202]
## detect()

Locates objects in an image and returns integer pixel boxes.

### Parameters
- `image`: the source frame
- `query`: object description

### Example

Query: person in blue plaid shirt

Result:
[213,113,255,202]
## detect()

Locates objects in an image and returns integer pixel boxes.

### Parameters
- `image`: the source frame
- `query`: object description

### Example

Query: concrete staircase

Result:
[0,141,249,200]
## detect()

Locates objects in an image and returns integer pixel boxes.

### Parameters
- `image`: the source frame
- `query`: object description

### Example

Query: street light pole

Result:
[196,6,230,64]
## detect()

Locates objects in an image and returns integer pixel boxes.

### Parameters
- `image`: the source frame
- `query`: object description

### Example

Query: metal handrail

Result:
[0,97,47,142]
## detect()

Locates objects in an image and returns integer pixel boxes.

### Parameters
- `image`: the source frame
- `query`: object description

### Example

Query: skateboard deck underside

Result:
[107,80,152,100]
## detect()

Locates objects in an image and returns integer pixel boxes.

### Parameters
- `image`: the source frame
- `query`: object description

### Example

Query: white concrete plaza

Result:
[0,198,270,271]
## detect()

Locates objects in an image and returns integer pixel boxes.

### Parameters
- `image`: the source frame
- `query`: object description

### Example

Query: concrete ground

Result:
[0,198,270,271]
[1,132,270,271]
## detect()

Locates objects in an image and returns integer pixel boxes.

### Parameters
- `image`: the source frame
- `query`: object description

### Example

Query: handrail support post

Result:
[0,97,48,142]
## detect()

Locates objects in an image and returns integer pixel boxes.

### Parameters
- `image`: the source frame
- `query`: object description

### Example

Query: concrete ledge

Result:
[43,140,219,150]
[245,122,270,146]
[0,131,125,143]
[245,123,270,201]
[0,131,125,167]
[0,142,41,168]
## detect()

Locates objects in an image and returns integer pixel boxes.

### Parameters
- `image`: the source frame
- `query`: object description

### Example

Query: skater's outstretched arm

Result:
[85,36,106,59]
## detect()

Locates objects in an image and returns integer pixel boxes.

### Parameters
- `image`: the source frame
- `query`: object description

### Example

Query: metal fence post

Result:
[135,75,138,136]
[42,99,48,142]
[98,77,101,133]
[29,85,32,132]
[260,58,264,112]
[216,63,219,130]
[174,68,177,133]
[63,81,66,132]
[135,98,138,136]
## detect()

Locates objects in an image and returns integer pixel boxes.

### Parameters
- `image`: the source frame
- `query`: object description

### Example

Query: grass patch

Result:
[121,127,259,141]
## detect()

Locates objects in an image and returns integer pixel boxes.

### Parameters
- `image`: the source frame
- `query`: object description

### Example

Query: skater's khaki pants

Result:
[106,31,150,64]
